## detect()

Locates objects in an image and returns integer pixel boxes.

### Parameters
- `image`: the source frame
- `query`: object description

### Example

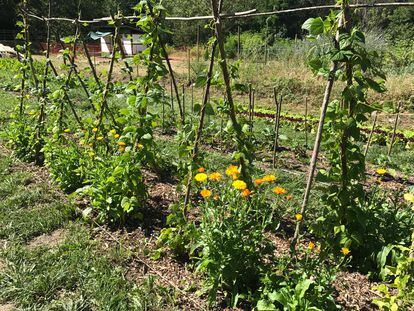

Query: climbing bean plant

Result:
[301,0,407,271]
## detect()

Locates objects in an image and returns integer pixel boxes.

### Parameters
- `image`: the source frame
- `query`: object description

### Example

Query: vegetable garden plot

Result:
[1,0,414,309]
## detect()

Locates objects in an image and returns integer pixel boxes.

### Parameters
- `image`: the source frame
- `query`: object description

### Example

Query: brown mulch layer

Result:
[92,226,207,310]
[333,271,378,310]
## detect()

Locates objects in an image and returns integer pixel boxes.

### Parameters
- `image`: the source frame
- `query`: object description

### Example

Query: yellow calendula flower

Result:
[226,165,239,177]
[63,128,71,133]
[198,167,206,173]
[295,213,303,221]
[376,168,387,175]
[92,127,98,133]
[341,247,350,256]
[404,192,414,203]
[136,143,144,150]
[209,172,222,181]
[241,188,251,198]
[200,189,212,198]
[273,186,287,195]
[232,180,247,190]
[194,173,208,182]
[118,141,126,147]
[114,134,120,139]
[262,174,276,182]
[96,136,104,141]
[308,241,315,251]
[109,129,116,135]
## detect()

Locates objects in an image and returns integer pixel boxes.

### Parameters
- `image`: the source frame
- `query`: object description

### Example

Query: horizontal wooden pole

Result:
[26,2,414,24]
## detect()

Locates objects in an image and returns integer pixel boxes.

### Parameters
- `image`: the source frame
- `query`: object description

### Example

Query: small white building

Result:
[100,33,145,56]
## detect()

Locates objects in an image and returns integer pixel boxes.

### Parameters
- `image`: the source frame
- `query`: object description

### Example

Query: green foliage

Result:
[43,137,85,193]
[79,147,147,224]
[6,116,39,162]
[156,202,199,260]
[373,244,414,310]
[257,254,339,310]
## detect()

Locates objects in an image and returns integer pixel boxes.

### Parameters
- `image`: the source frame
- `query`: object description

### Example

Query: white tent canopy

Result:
[0,43,17,57]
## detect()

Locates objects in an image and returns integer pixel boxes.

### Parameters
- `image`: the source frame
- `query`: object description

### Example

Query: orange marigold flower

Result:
[341,247,350,256]
[295,213,303,221]
[226,165,239,176]
[232,180,247,190]
[209,172,222,181]
[254,178,264,186]
[262,174,276,182]
[273,186,287,195]
[198,167,206,173]
[200,189,212,198]
[241,189,251,198]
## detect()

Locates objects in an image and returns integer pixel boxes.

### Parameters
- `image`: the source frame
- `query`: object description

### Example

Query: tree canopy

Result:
[1,0,413,44]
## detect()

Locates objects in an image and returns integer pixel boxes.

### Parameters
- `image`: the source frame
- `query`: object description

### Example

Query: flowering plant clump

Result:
[192,165,288,305]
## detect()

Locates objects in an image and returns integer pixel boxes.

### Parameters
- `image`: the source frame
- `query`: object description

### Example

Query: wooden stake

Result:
[364,111,378,157]
[388,101,402,156]
[305,96,308,148]
[196,25,200,62]
[211,0,249,182]
[272,87,279,169]
[237,25,241,58]
[183,40,218,212]
[160,42,184,124]
[94,20,121,144]
[170,79,174,114]
[162,92,165,131]
[34,0,52,163]
[182,84,186,122]
[187,47,191,83]
[251,88,255,133]
[82,39,102,89]
[291,14,343,251]
[248,83,253,131]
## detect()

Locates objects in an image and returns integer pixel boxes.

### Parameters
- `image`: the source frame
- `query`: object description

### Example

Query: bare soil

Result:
[27,228,67,250]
